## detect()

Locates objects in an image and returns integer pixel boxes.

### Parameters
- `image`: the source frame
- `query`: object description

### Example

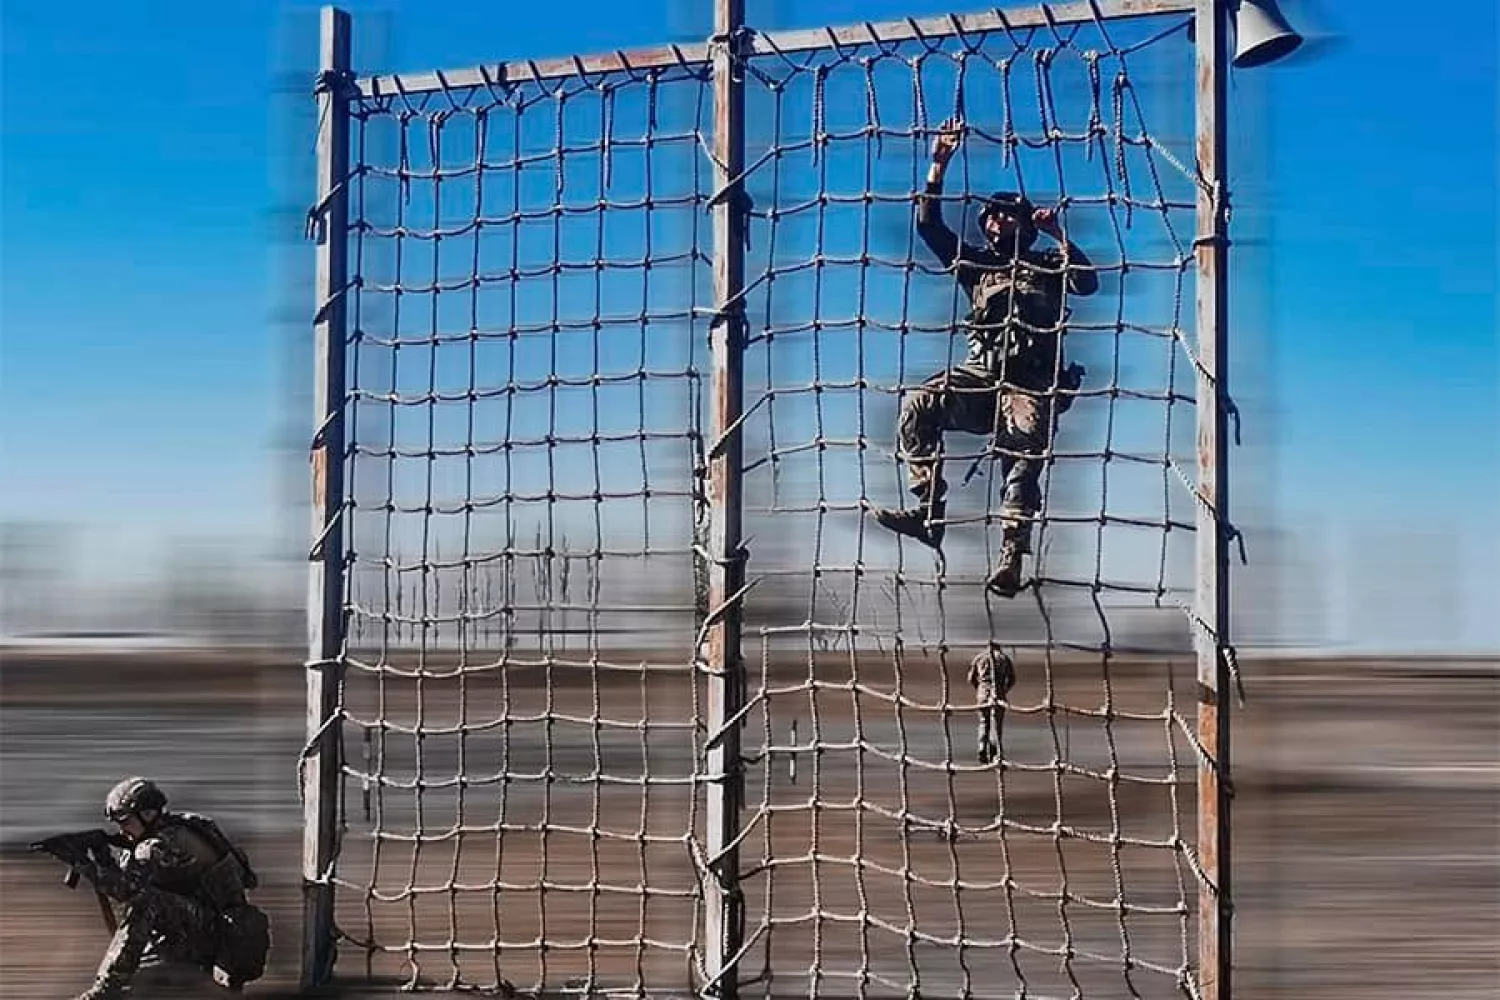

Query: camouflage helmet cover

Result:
[106,776,168,820]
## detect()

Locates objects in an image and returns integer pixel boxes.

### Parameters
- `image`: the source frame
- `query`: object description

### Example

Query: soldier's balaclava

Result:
[979,191,1038,253]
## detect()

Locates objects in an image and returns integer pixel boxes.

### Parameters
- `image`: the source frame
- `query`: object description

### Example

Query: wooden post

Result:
[303,5,351,990]
[1194,0,1234,997]
[704,0,747,996]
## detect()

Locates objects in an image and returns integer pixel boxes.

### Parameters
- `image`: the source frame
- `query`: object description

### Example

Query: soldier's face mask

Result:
[983,212,1017,241]
[982,209,1034,250]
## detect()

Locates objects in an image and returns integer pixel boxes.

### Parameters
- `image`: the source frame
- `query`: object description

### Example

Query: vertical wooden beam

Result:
[705,0,746,997]
[303,5,352,990]
[1194,1,1233,998]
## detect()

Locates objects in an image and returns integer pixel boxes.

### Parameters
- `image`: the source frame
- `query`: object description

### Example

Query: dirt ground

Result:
[1,648,1495,999]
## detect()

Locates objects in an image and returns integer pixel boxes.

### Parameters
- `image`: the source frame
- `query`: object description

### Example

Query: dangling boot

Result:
[874,480,947,550]
[874,500,946,550]
[986,527,1031,598]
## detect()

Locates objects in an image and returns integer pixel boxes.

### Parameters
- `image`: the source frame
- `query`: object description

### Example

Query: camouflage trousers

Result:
[896,364,1054,544]
[95,888,219,989]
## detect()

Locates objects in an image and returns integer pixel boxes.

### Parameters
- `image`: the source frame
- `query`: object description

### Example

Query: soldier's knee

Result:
[897,388,943,444]
[1002,472,1042,506]
[902,386,941,420]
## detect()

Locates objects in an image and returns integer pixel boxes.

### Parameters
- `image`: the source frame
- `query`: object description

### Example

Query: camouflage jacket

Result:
[94,812,257,913]
[915,179,1097,384]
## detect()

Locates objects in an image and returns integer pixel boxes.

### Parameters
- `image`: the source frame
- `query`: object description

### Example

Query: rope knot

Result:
[313,67,357,100]
[707,25,754,61]
[707,25,753,85]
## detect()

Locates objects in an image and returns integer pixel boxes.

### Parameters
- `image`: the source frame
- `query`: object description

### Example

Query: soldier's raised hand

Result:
[1032,205,1064,239]
[931,117,963,164]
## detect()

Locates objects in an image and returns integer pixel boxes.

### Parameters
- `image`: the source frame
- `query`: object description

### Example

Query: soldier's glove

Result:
[1055,363,1085,415]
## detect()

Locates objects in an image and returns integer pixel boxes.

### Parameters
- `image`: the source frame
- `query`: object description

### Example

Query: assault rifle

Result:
[29,829,132,933]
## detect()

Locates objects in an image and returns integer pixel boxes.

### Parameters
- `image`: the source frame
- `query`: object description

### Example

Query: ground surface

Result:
[1,649,1495,999]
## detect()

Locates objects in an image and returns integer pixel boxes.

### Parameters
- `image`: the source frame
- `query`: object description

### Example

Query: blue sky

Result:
[2,0,1495,652]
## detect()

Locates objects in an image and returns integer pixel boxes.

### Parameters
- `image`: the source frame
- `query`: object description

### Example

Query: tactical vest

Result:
[965,257,1066,381]
[165,812,258,912]
[165,812,270,986]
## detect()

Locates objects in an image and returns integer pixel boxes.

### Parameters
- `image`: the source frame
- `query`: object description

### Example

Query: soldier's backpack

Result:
[167,812,271,985]
[170,811,259,893]
[213,900,272,985]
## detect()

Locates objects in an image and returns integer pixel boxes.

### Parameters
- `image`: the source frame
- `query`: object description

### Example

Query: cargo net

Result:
[317,7,1217,1000]
[732,13,1212,1000]
[329,56,718,994]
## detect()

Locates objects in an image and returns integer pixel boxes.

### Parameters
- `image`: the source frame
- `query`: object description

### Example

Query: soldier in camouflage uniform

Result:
[73,778,268,1000]
[875,117,1099,597]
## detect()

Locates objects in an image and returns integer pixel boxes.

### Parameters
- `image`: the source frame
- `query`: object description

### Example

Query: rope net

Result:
[320,8,1215,999]
[733,15,1205,999]
[332,55,716,994]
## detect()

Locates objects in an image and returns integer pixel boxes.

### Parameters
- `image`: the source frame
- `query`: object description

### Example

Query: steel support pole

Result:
[1194,1,1233,998]
[704,0,747,997]
[303,5,352,990]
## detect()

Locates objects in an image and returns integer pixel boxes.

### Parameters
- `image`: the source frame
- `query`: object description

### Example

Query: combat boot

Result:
[874,479,948,550]
[874,499,946,550]
[985,537,1028,598]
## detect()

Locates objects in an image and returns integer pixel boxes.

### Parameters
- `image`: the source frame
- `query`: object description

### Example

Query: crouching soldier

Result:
[72,777,270,998]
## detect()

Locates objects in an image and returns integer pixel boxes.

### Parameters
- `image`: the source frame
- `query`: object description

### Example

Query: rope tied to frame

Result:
[705,180,756,252]
[707,24,755,83]
[313,67,358,100]
[306,68,360,242]
[1225,643,1247,709]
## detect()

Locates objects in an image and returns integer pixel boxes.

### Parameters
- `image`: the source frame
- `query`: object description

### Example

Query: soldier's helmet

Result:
[105,777,168,821]
[977,191,1038,246]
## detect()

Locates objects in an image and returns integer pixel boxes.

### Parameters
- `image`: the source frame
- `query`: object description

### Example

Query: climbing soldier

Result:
[67,778,270,999]
[874,116,1099,597]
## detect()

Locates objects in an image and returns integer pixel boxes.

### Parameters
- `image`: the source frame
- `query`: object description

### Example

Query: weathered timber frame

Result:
[303,6,352,991]
[1193,1,1234,998]
[303,0,1235,995]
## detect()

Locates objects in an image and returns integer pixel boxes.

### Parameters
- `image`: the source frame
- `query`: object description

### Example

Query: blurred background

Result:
[2,0,1496,998]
